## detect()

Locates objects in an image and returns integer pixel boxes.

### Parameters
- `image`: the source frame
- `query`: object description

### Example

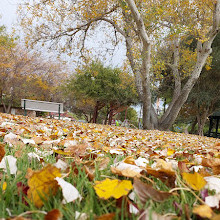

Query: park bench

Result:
[21,99,64,119]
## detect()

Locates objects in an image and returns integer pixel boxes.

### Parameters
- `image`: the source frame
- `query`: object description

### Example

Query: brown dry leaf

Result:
[44,209,63,220]
[96,213,115,220]
[202,158,220,167]
[213,142,220,150]
[65,144,88,157]
[184,204,191,220]
[49,134,59,140]
[198,168,212,177]
[0,142,5,162]
[27,164,61,208]
[145,167,176,187]
[0,131,6,137]
[97,157,110,170]
[14,150,23,158]
[111,166,141,178]
[32,136,44,145]
[133,177,173,203]
[25,168,34,179]
[212,166,220,175]
[123,156,136,165]
[84,165,95,181]
[211,214,220,220]
[138,208,174,220]
[154,159,174,172]
[202,158,220,175]
[178,161,190,173]
[182,172,206,191]
[10,140,26,148]
[193,205,214,219]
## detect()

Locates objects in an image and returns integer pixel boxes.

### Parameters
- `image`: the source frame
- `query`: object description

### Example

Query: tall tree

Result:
[18,0,220,130]
[0,26,68,112]
[180,33,220,135]
[63,61,138,124]
[0,25,17,112]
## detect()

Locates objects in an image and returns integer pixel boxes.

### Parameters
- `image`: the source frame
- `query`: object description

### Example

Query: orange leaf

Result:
[44,209,62,220]
[0,142,5,162]
[96,213,115,220]
[27,164,61,207]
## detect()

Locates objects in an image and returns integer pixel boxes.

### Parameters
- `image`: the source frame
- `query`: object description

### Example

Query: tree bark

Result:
[159,40,216,130]
[108,104,114,125]
[92,101,99,123]
[197,110,209,136]
[190,117,198,134]
[127,0,152,130]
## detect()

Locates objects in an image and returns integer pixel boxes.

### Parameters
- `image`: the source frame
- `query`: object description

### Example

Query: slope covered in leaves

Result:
[0,112,219,220]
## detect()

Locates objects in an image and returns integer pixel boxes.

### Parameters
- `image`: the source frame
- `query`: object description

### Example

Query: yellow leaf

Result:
[155,159,174,172]
[27,164,61,207]
[205,65,211,71]
[167,148,175,156]
[94,178,133,199]
[2,182,7,191]
[63,128,68,133]
[53,149,71,156]
[123,156,135,165]
[182,172,206,191]
[193,205,213,219]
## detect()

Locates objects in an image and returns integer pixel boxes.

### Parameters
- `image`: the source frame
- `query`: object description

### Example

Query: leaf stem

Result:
[18,210,47,217]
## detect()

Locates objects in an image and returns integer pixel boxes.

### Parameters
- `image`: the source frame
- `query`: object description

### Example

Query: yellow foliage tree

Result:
[18,0,220,130]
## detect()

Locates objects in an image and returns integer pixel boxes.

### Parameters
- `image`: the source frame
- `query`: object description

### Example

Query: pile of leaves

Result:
[0,112,219,220]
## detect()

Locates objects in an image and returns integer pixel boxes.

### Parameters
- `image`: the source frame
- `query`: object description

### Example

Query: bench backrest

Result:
[21,99,64,113]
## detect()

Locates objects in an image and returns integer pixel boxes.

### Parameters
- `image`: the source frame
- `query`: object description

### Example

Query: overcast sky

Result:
[0,0,20,29]
[0,0,126,67]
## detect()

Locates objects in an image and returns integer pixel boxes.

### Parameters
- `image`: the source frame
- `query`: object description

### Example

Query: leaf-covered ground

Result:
[0,112,219,220]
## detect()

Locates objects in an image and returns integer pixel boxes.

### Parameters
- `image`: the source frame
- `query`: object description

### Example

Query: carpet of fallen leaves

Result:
[0,112,220,220]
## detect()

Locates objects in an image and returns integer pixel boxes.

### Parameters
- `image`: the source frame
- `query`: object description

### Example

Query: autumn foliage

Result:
[0,112,220,219]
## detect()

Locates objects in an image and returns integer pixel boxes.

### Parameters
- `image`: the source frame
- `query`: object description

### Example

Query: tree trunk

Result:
[158,40,214,130]
[190,117,198,134]
[92,101,100,123]
[197,109,209,136]
[92,101,105,123]
[108,103,118,125]
[104,109,110,125]
[6,103,12,114]
[108,109,113,125]
[127,0,152,130]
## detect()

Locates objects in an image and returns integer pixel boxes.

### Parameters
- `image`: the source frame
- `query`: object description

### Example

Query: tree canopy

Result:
[0,26,68,113]
[63,61,138,124]
[18,0,220,130]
